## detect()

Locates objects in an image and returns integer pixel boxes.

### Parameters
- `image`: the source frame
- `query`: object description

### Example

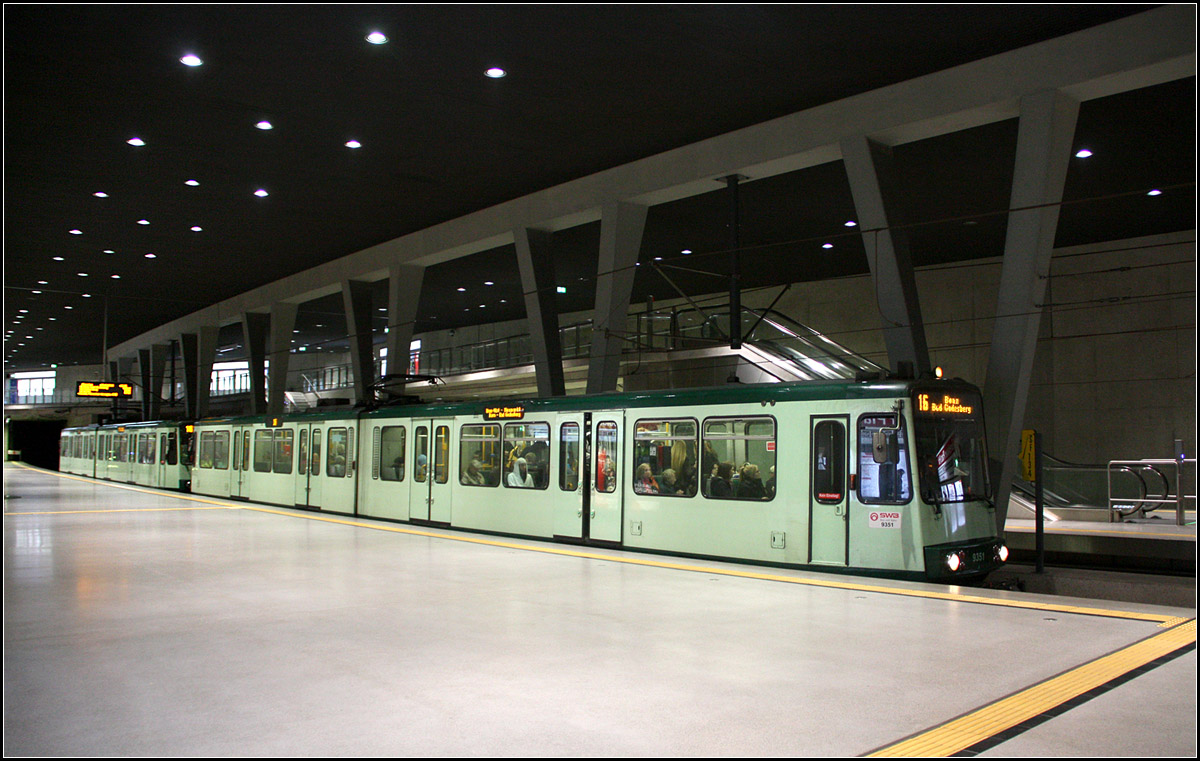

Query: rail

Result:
[1108,458,1196,525]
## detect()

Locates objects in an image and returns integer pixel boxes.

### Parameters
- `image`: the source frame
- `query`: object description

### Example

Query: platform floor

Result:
[4,464,1196,757]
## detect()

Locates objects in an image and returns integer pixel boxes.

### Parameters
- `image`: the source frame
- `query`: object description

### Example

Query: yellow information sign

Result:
[76,381,134,398]
[1019,429,1037,482]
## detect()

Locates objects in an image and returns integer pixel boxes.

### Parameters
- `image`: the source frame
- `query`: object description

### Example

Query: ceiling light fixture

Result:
[185,179,199,186]
[144,253,157,259]
[1074,148,1093,158]
[93,192,108,198]
[102,250,114,254]
[137,219,149,225]
[191,226,202,231]
[52,256,64,261]
[345,140,362,149]
[127,137,145,146]
[485,67,507,78]
[366,31,388,44]
[844,220,858,227]
[822,243,834,249]
[1147,189,1163,196]
[254,189,269,197]
[180,54,203,67]
[256,120,273,130]
[69,229,82,235]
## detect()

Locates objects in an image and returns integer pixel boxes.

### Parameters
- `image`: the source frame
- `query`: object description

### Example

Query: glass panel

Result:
[414,426,428,482]
[596,422,618,494]
[274,429,293,474]
[198,431,215,469]
[327,428,348,478]
[213,431,230,469]
[434,425,449,484]
[702,417,775,500]
[632,419,697,497]
[559,423,580,491]
[298,429,308,476]
[913,389,990,505]
[459,424,499,486]
[309,429,320,477]
[381,426,407,482]
[813,421,845,503]
[857,415,912,504]
[503,422,550,489]
[254,430,273,472]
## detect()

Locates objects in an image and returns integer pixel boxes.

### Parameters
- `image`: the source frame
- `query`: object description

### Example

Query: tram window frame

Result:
[502,422,549,490]
[327,427,348,478]
[595,421,619,494]
[273,429,293,475]
[433,425,449,484]
[380,425,407,482]
[459,424,500,487]
[559,422,581,492]
[812,420,846,504]
[308,429,320,477]
[414,426,428,482]
[701,416,777,502]
[213,431,230,470]
[631,418,698,498]
[856,413,913,505]
[253,430,274,473]
[298,429,309,476]
[198,431,215,469]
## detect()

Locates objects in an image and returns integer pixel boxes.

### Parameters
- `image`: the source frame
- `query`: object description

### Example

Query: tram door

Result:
[588,413,624,544]
[293,424,324,508]
[555,414,585,539]
[809,416,850,566]
[231,427,253,499]
[409,420,453,524]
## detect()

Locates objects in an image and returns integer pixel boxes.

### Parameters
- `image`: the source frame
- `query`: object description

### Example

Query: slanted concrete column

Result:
[265,303,298,419]
[108,356,135,419]
[137,348,152,421]
[195,326,219,418]
[515,227,565,397]
[984,89,1079,534]
[241,313,269,415]
[385,264,425,386]
[148,343,169,419]
[178,333,199,417]
[342,279,375,405]
[841,135,930,376]
[587,202,647,395]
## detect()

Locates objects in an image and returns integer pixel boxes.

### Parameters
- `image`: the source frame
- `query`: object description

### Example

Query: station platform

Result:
[3,463,1195,757]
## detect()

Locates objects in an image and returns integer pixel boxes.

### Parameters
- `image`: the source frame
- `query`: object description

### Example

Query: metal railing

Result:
[1108,458,1196,525]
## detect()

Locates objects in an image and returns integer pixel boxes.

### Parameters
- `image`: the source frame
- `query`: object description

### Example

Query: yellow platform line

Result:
[867,620,1196,757]
[6,463,1182,626]
[9,506,236,515]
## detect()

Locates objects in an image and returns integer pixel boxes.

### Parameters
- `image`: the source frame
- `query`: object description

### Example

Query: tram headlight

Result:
[997,544,1009,563]
[946,551,965,572]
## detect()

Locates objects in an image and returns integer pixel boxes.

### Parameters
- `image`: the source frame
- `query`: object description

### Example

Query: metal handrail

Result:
[1108,458,1197,525]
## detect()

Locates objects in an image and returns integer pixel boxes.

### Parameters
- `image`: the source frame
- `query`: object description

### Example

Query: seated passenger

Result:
[461,457,485,486]
[507,457,535,488]
[415,453,428,481]
[736,463,767,499]
[634,463,659,494]
[765,465,776,499]
[709,462,734,498]
[658,468,682,495]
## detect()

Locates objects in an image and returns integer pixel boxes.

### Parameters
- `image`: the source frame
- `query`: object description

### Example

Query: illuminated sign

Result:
[916,393,975,416]
[484,405,525,420]
[77,381,134,398]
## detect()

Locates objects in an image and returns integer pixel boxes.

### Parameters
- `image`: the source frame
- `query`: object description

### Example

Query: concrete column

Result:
[515,227,565,397]
[266,303,298,419]
[148,343,169,419]
[178,333,198,418]
[984,89,1079,534]
[195,326,218,419]
[342,279,375,405]
[385,264,426,387]
[137,348,152,420]
[841,135,930,376]
[587,202,647,395]
[108,356,134,420]
[241,313,269,416]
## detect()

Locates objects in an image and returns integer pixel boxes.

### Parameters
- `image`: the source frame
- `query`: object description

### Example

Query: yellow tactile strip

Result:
[866,619,1196,757]
[7,462,1186,632]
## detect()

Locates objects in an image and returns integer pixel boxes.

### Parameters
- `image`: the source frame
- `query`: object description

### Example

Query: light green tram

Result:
[182,377,1007,581]
[59,420,192,491]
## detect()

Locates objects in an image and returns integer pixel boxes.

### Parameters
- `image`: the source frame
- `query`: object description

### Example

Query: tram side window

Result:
[198,432,215,469]
[274,429,294,474]
[595,422,618,494]
[308,429,320,477]
[559,423,580,492]
[327,428,348,478]
[702,417,776,501]
[433,425,448,484]
[380,426,408,482]
[502,422,549,489]
[857,414,912,504]
[632,419,697,497]
[414,427,428,482]
[459,424,499,487]
[213,431,230,469]
[254,430,274,472]
[813,421,846,503]
[298,429,309,476]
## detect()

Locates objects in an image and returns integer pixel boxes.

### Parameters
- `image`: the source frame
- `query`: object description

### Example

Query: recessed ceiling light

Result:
[52,256,64,261]
[37,281,47,285]
[137,219,149,225]
[144,253,157,259]
[31,291,41,294]
[93,192,108,198]
[1147,189,1163,196]
[127,137,145,146]
[69,229,82,235]
[345,140,362,149]
[180,53,203,67]
[111,275,120,279]
[844,220,858,227]
[254,189,269,197]
[77,272,88,277]
[484,281,494,286]
[48,317,56,321]
[82,293,92,298]
[64,306,73,310]
[185,179,199,186]
[556,286,567,294]
[1074,149,1093,158]
[366,31,388,44]
[457,287,466,292]
[653,256,663,261]
[102,250,115,254]
[681,249,692,255]
[190,226,202,232]
[822,243,834,249]
[256,120,273,130]
[18,310,27,314]
[485,67,507,78]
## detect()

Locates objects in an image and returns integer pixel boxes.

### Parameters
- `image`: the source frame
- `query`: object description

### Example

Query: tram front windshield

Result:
[912,388,990,505]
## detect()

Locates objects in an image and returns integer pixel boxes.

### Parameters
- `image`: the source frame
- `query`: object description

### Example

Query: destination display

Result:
[915,392,975,416]
[484,405,525,420]
[76,381,133,398]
